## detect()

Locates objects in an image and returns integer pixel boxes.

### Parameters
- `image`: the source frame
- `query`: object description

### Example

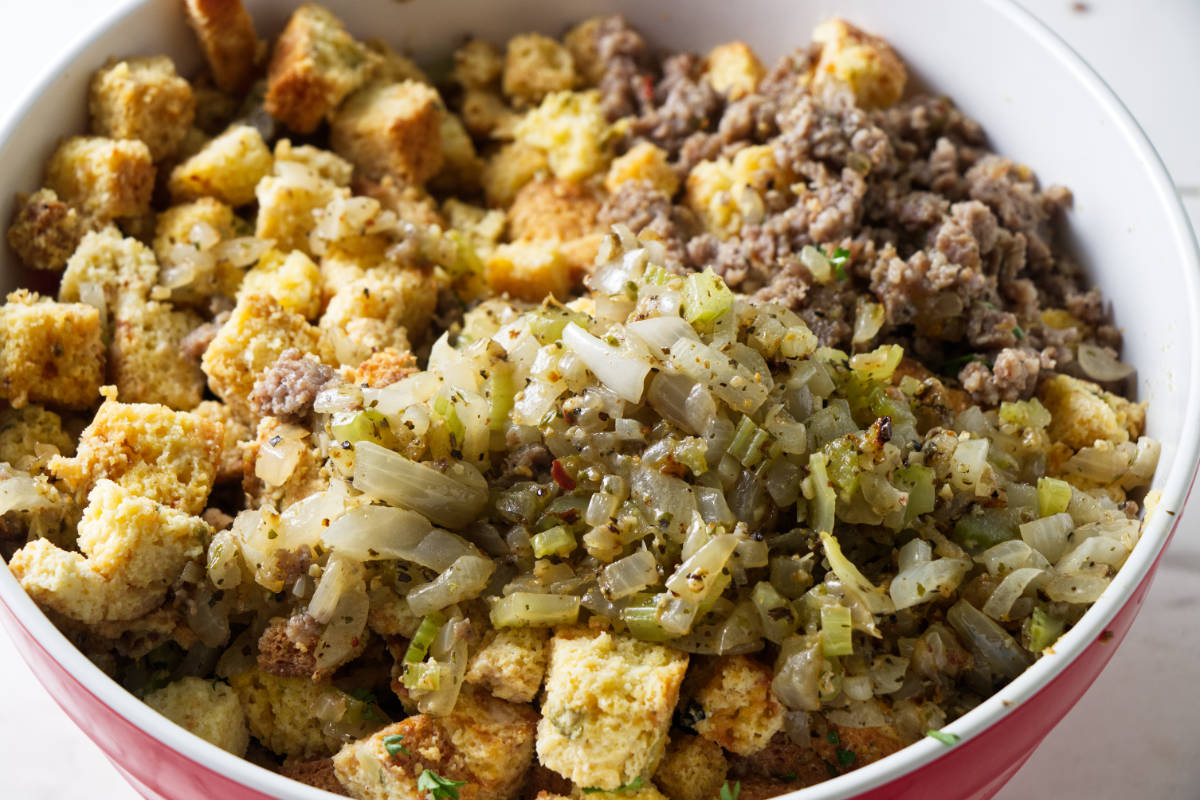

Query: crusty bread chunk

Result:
[537,627,688,790]
[484,241,570,303]
[280,758,349,796]
[605,142,678,197]
[48,395,224,514]
[237,249,321,320]
[332,685,538,800]
[145,677,251,756]
[184,0,260,94]
[46,136,154,222]
[229,669,346,758]
[0,405,74,469]
[168,124,273,206]
[254,159,349,255]
[704,42,765,101]
[9,479,209,624]
[653,732,728,800]
[110,294,207,410]
[1039,373,1146,450]
[89,56,195,161]
[265,3,379,134]
[811,18,907,110]
[502,33,576,107]
[330,81,445,184]
[274,138,354,186]
[0,290,105,410]
[481,142,548,208]
[690,655,785,756]
[6,188,87,271]
[452,39,503,91]
[465,626,550,703]
[191,400,252,483]
[318,267,434,367]
[59,226,159,316]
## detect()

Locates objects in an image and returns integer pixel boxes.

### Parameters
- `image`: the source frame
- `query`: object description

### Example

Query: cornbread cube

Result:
[144,677,251,756]
[0,465,80,548]
[152,199,245,306]
[0,290,105,410]
[605,142,679,197]
[184,0,260,94]
[8,479,209,624]
[485,241,570,303]
[443,199,506,255]
[685,145,782,239]
[59,227,159,310]
[367,40,429,85]
[537,627,689,790]
[570,788,667,800]
[653,733,728,800]
[1039,373,1146,450]
[562,17,608,86]
[254,161,349,254]
[48,396,223,514]
[318,268,435,366]
[191,400,252,483]
[238,249,322,320]
[330,81,445,184]
[274,138,354,186]
[332,685,538,800]
[465,626,550,703]
[690,655,785,756]
[153,198,236,265]
[704,42,765,101]
[265,3,380,134]
[481,142,548,207]
[508,178,602,243]
[88,56,195,161]
[110,295,207,409]
[230,669,344,758]
[460,89,519,140]
[430,113,483,193]
[6,188,87,271]
[352,347,417,389]
[502,33,576,107]
[201,293,326,420]
[0,405,75,469]
[46,136,155,222]
[453,39,503,90]
[810,720,905,769]
[514,90,611,182]
[811,18,907,110]
[168,124,273,206]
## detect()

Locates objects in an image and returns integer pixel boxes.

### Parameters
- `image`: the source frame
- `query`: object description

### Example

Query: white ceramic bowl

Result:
[0,1,1197,798]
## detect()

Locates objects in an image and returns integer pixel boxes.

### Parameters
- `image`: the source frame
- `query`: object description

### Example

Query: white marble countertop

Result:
[1,1,1197,798]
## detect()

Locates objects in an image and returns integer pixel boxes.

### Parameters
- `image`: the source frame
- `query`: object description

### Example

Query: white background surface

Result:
[0,1,1198,798]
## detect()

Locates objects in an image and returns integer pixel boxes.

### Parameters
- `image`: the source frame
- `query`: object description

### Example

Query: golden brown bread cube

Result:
[48,394,224,514]
[144,677,251,757]
[265,3,380,134]
[562,17,608,86]
[690,655,785,757]
[274,138,354,186]
[1039,373,1146,450]
[366,40,429,85]
[237,249,322,320]
[502,33,576,107]
[191,399,251,483]
[46,136,155,222]
[351,347,417,388]
[464,626,550,703]
[0,404,75,469]
[59,226,159,315]
[0,290,105,410]
[453,39,503,90]
[484,241,570,303]
[229,668,346,759]
[254,161,349,255]
[430,113,484,193]
[459,89,519,140]
[330,80,445,184]
[318,267,435,367]
[605,142,678,197]
[811,18,907,110]
[89,56,196,161]
[653,732,728,800]
[184,0,260,95]
[506,178,603,278]
[109,294,207,410]
[168,124,273,206]
[6,188,87,271]
[704,42,765,101]
[480,142,548,208]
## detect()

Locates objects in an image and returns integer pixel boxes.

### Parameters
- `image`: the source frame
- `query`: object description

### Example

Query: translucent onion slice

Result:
[561,322,651,403]
[1077,343,1135,382]
[406,555,495,616]
[889,557,972,611]
[1043,574,1110,604]
[490,593,581,627]
[601,549,659,600]
[1019,512,1074,563]
[1056,536,1129,575]
[352,441,487,529]
[946,600,1032,680]
[981,567,1047,621]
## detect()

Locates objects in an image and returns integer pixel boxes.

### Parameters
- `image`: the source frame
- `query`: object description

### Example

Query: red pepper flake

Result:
[551,459,576,490]
[640,74,655,103]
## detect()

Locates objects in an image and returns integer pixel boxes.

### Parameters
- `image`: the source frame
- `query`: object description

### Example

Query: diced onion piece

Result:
[1019,512,1074,563]
[308,554,362,625]
[681,269,735,324]
[561,322,651,403]
[352,441,487,529]
[820,531,894,616]
[668,338,771,414]
[800,245,833,284]
[1056,536,1129,574]
[772,634,823,711]
[665,534,738,604]
[602,550,659,600]
[406,555,496,616]
[491,593,581,627]
[1043,574,1110,604]
[751,581,799,643]
[314,572,369,671]
[842,675,874,702]
[255,425,308,486]
[949,438,989,495]
[808,453,836,534]
[416,617,470,716]
[869,655,910,694]
[852,298,885,345]
[206,530,242,590]
[889,557,972,610]
[978,540,1050,575]
[1077,343,1135,382]
[946,600,1032,680]
[897,538,932,573]
[981,567,1047,621]
[848,344,903,381]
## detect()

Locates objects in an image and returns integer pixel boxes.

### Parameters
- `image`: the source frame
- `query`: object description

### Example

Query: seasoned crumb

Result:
[653,732,728,800]
[811,18,907,109]
[229,668,346,758]
[465,626,549,703]
[274,138,354,186]
[704,42,765,101]
[110,294,207,410]
[453,39,503,91]
[0,405,75,469]
[352,347,417,388]
[59,226,159,314]
[691,655,785,756]
[191,400,252,483]
[318,268,434,367]
[502,33,576,107]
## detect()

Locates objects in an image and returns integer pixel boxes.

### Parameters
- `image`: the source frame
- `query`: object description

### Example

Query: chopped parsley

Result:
[582,776,644,794]
[926,729,961,746]
[1013,324,1026,340]
[826,730,840,745]
[382,734,409,758]
[720,780,741,800]
[349,688,376,704]
[417,769,466,800]
[836,748,856,767]
[939,352,991,375]
[829,247,851,281]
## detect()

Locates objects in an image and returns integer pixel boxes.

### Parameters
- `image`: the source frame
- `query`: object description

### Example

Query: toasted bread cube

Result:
[810,719,906,769]
[153,198,236,264]
[192,400,252,482]
[48,396,224,514]
[169,124,273,206]
[110,295,207,409]
[453,39,503,90]
[352,347,417,389]
[605,142,678,197]
[145,677,250,756]
[570,789,668,800]
[704,42,765,101]
[485,241,570,302]
[242,416,326,510]
[265,3,379,134]
[238,249,322,320]
[255,161,349,255]
[562,17,609,86]
[1039,373,1146,450]
[0,290,104,410]
[152,199,246,306]
[691,655,784,756]
[89,56,195,161]
[6,188,87,271]
[330,81,444,184]
[46,136,154,222]
[685,145,782,239]
[508,178,601,243]
[502,34,576,107]
[60,227,159,311]
[0,405,74,469]
[367,40,429,85]
[230,669,345,758]
[332,685,538,800]
[460,89,519,140]
[465,626,550,703]
[537,627,688,790]
[481,142,548,208]
[319,268,435,367]
[653,732,728,800]
[184,0,260,94]
[353,175,445,230]
[201,293,326,420]
[811,18,907,110]
[515,90,611,183]
[430,114,483,193]
[9,479,208,624]
[443,199,506,255]
[274,139,354,186]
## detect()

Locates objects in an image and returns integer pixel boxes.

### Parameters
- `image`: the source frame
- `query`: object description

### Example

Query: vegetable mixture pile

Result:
[0,3,1160,799]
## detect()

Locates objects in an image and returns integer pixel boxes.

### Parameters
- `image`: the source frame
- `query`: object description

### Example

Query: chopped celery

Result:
[331,409,397,449]
[952,508,1018,552]
[403,612,447,663]
[893,464,936,524]
[674,437,709,476]
[490,592,580,627]
[444,230,484,277]
[808,452,836,534]
[432,393,466,446]
[820,604,854,656]
[999,398,1052,430]
[729,416,773,468]
[823,438,861,500]
[401,661,443,690]
[682,269,734,324]
[1027,606,1065,651]
[621,595,674,642]
[529,305,591,344]
[531,525,576,558]
[485,362,515,432]
[849,344,904,382]
[1037,476,1072,517]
